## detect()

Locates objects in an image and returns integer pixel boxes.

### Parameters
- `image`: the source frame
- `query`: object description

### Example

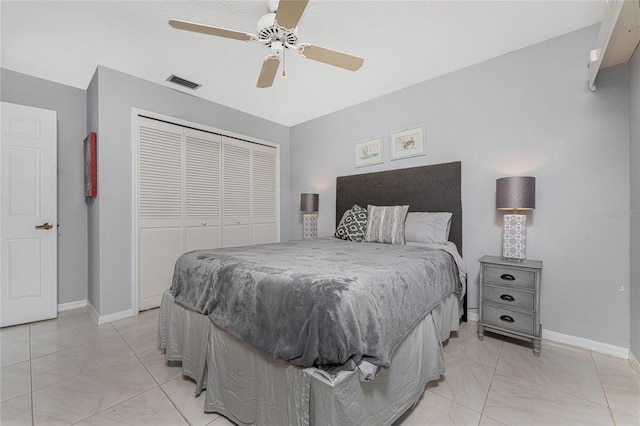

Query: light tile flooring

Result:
[0,308,638,426]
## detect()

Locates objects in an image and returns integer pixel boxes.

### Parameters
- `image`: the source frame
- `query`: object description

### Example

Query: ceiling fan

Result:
[169,0,364,88]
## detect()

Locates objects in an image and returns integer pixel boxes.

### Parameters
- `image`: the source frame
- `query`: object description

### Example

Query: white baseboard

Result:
[86,301,134,325]
[629,350,640,379]
[57,299,87,312]
[467,313,628,359]
[542,328,629,359]
[96,309,134,325]
[87,301,99,323]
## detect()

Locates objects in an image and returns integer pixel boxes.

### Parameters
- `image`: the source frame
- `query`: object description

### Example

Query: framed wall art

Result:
[84,132,97,198]
[354,137,383,168]
[390,125,426,160]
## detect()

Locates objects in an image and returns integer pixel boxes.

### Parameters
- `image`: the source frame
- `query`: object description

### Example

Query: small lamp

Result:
[496,176,535,260]
[300,193,319,239]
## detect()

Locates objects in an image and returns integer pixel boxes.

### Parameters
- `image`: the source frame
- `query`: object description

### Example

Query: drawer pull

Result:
[500,294,515,302]
[499,315,515,323]
[500,273,516,281]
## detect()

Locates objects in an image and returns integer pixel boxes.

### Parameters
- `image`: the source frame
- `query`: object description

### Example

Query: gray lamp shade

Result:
[300,193,319,212]
[496,176,536,210]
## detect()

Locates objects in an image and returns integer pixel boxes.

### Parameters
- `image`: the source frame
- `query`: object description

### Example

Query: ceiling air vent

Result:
[166,74,201,90]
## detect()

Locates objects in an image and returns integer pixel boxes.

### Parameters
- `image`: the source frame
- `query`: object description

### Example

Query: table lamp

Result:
[300,193,319,239]
[496,176,535,260]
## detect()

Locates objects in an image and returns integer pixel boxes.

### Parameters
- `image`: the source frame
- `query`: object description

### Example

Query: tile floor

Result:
[1,307,638,425]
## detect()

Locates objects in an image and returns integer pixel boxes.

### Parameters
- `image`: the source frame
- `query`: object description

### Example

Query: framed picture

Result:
[390,125,426,160]
[84,132,97,198]
[354,137,384,168]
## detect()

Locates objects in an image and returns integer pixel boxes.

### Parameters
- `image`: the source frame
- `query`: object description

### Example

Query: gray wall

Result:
[1,68,88,306]
[630,45,639,359]
[290,25,631,347]
[88,66,290,315]
[86,70,100,311]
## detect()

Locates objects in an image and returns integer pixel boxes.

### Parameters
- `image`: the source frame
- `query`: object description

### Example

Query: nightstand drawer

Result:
[483,266,535,289]
[482,305,535,334]
[482,285,534,311]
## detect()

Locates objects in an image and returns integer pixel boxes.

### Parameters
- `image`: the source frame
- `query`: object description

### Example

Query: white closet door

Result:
[185,128,222,251]
[252,144,278,244]
[222,138,251,247]
[138,117,183,310]
[135,115,279,310]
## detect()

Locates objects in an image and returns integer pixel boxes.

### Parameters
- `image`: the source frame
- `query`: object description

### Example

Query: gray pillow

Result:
[335,204,368,242]
[365,205,409,244]
[404,212,453,243]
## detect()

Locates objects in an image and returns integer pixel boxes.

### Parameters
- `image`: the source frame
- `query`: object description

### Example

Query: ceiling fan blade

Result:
[169,19,255,42]
[257,55,281,88]
[297,44,364,71]
[275,0,309,30]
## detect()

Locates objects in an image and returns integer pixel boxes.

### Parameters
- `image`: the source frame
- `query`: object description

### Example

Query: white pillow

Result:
[404,212,452,244]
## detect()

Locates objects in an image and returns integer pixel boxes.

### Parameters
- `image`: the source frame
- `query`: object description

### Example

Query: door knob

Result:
[35,222,53,230]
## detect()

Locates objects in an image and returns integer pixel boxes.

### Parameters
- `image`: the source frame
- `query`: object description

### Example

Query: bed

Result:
[158,161,465,425]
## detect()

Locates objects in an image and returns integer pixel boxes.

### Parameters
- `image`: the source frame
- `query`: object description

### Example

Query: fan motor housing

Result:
[257,13,298,47]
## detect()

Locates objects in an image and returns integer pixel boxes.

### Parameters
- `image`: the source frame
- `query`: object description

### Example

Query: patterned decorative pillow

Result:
[365,205,410,245]
[335,204,368,242]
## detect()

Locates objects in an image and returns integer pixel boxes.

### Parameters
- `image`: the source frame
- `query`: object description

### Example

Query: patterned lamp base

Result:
[503,214,526,260]
[303,213,318,239]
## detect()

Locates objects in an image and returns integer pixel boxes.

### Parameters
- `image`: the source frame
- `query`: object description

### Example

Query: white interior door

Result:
[1,102,57,327]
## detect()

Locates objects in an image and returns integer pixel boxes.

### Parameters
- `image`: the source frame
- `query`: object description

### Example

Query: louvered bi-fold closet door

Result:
[252,144,277,244]
[222,138,278,247]
[185,128,222,251]
[222,137,252,247]
[137,118,278,308]
[138,117,184,310]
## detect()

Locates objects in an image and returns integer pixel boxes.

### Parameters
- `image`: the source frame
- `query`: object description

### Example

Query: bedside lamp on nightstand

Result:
[300,193,319,239]
[496,176,535,260]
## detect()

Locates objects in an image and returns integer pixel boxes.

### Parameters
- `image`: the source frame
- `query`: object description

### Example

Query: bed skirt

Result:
[158,290,461,425]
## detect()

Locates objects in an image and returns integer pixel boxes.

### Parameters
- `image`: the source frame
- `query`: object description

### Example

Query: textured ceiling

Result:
[1,1,606,126]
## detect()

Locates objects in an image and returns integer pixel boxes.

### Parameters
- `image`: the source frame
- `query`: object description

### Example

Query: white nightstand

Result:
[477,255,543,356]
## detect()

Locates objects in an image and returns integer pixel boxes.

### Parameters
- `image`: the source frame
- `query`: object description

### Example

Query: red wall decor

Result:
[84,132,97,198]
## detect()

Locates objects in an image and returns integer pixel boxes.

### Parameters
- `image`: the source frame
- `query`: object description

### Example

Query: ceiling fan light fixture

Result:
[256,13,298,46]
[271,40,284,55]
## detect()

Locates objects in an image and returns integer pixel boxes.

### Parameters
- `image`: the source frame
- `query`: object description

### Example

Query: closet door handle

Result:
[500,273,515,281]
[499,315,515,323]
[500,294,515,302]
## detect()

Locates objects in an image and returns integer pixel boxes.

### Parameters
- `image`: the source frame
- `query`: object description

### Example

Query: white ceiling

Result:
[1,1,606,127]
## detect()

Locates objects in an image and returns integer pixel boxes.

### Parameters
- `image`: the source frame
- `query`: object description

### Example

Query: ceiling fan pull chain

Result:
[282,47,286,77]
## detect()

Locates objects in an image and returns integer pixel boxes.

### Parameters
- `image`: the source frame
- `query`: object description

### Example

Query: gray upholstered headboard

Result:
[335,161,462,255]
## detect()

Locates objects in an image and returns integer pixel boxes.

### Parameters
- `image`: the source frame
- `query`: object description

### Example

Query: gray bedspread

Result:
[170,238,461,373]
